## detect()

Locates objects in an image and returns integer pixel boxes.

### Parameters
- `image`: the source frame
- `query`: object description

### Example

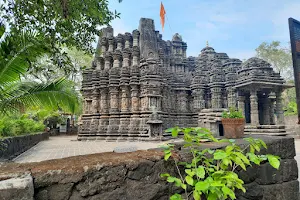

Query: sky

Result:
[108,0,300,60]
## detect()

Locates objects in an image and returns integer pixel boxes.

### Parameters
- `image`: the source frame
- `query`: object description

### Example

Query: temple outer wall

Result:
[0,135,298,200]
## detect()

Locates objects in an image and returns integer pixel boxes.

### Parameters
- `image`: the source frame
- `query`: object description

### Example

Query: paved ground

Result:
[13,135,300,175]
[13,136,168,163]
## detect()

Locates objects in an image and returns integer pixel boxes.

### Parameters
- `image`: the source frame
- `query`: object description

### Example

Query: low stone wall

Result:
[0,132,49,161]
[285,115,300,137]
[0,135,298,200]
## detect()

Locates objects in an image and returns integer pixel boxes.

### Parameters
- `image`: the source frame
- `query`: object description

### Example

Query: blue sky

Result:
[108,0,300,60]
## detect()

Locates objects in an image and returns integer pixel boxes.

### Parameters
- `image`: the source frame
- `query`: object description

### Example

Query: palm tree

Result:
[0,26,81,115]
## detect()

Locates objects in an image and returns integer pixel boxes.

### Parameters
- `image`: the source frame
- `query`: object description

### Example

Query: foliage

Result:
[283,83,298,115]
[222,108,244,119]
[0,25,81,115]
[0,115,45,138]
[1,0,121,53]
[24,47,93,91]
[255,41,293,80]
[162,127,280,200]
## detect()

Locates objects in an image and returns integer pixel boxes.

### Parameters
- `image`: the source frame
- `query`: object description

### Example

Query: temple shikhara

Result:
[78,18,290,140]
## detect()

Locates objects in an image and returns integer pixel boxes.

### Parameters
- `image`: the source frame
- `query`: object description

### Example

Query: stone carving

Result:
[79,18,289,140]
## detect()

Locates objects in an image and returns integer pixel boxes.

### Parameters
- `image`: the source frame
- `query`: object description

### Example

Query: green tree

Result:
[1,0,120,53]
[255,41,293,80]
[0,27,80,115]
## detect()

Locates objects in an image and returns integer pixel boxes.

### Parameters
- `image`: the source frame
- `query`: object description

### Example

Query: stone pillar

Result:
[124,33,132,49]
[95,57,104,70]
[177,91,188,113]
[113,51,122,68]
[132,30,140,47]
[238,95,245,117]
[98,88,109,135]
[109,87,119,113]
[100,38,107,56]
[108,36,114,52]
[263,96,271,125]
[104,53,112,70]
[276,90,285,125]
[132,46,140,66]
[116,34,123,50]
[211,87,222,109]
[227,87,236,108]
[250,90,259,126]
[270,99,276,125]
[120,86,130,112]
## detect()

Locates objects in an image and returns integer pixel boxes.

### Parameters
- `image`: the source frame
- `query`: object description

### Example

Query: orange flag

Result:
[160,2,166,32]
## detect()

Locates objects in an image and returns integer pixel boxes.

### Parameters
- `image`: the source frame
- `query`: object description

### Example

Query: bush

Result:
[222,107,244,119]
[0,116,45,138]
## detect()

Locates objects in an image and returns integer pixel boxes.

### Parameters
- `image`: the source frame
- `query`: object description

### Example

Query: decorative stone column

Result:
[116,34,124,50]
[108,36,114,52]
[100,37,107,56]
[104,52,112,70]
[263,95,271,125]
[211,87,222,109]
[238,95,245,117]
[124,32,132,49]
[276,90,285,125]
[227,88,236,108]
[98,88,109,135]
[250,90,259,125]
[132,30,140,47]
[132,46,140,66]
[95,57,104,70]
[270,98,276,125]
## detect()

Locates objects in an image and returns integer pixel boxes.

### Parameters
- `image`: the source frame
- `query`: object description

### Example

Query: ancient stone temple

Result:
[78,18,290,140]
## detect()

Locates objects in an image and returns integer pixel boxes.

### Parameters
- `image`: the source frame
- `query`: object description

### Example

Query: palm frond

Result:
[0,78,80,115]
[0,30,50,86]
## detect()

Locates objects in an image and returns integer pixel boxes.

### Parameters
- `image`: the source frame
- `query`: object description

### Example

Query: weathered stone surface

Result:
[0,173,34,200]
[256,159,298,184]
[260,180,299,200]
[0,136,298,200]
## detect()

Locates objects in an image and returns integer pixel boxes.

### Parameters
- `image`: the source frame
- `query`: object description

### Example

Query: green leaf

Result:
[207,192,218,200]
[185,169,195,177]
[193,190,201,200]
[267,155,280,169]
[214,151,227,160]
[196,166,206,179]
[234,152,250,165]
[195,181,209,191]
[185,175,194,186]
[164,152,172,161]
[222,186,236,199]
[247,153,260,165]
[160,173,170,178]
[170,193,182,200]
[181,183,187,190]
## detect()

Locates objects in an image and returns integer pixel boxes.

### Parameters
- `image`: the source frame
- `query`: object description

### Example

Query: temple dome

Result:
[172,33,182,42]
[241,57,271,70]
[200,46,215,54]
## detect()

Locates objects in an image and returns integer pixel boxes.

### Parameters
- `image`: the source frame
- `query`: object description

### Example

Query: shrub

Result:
[0,116,45,138]
[161,127,280,200]
[222,107,244,119]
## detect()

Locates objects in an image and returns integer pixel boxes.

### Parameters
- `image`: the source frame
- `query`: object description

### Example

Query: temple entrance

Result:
[245,95,251,124]
[218,123,224,136]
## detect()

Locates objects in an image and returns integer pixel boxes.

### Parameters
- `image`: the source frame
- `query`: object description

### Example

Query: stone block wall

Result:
[285,115,300,136]
[0,132,49,161]
[0,135,298,200]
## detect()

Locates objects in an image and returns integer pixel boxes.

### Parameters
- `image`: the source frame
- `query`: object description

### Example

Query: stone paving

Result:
[13,136,169,163]
[13,135,300,178]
